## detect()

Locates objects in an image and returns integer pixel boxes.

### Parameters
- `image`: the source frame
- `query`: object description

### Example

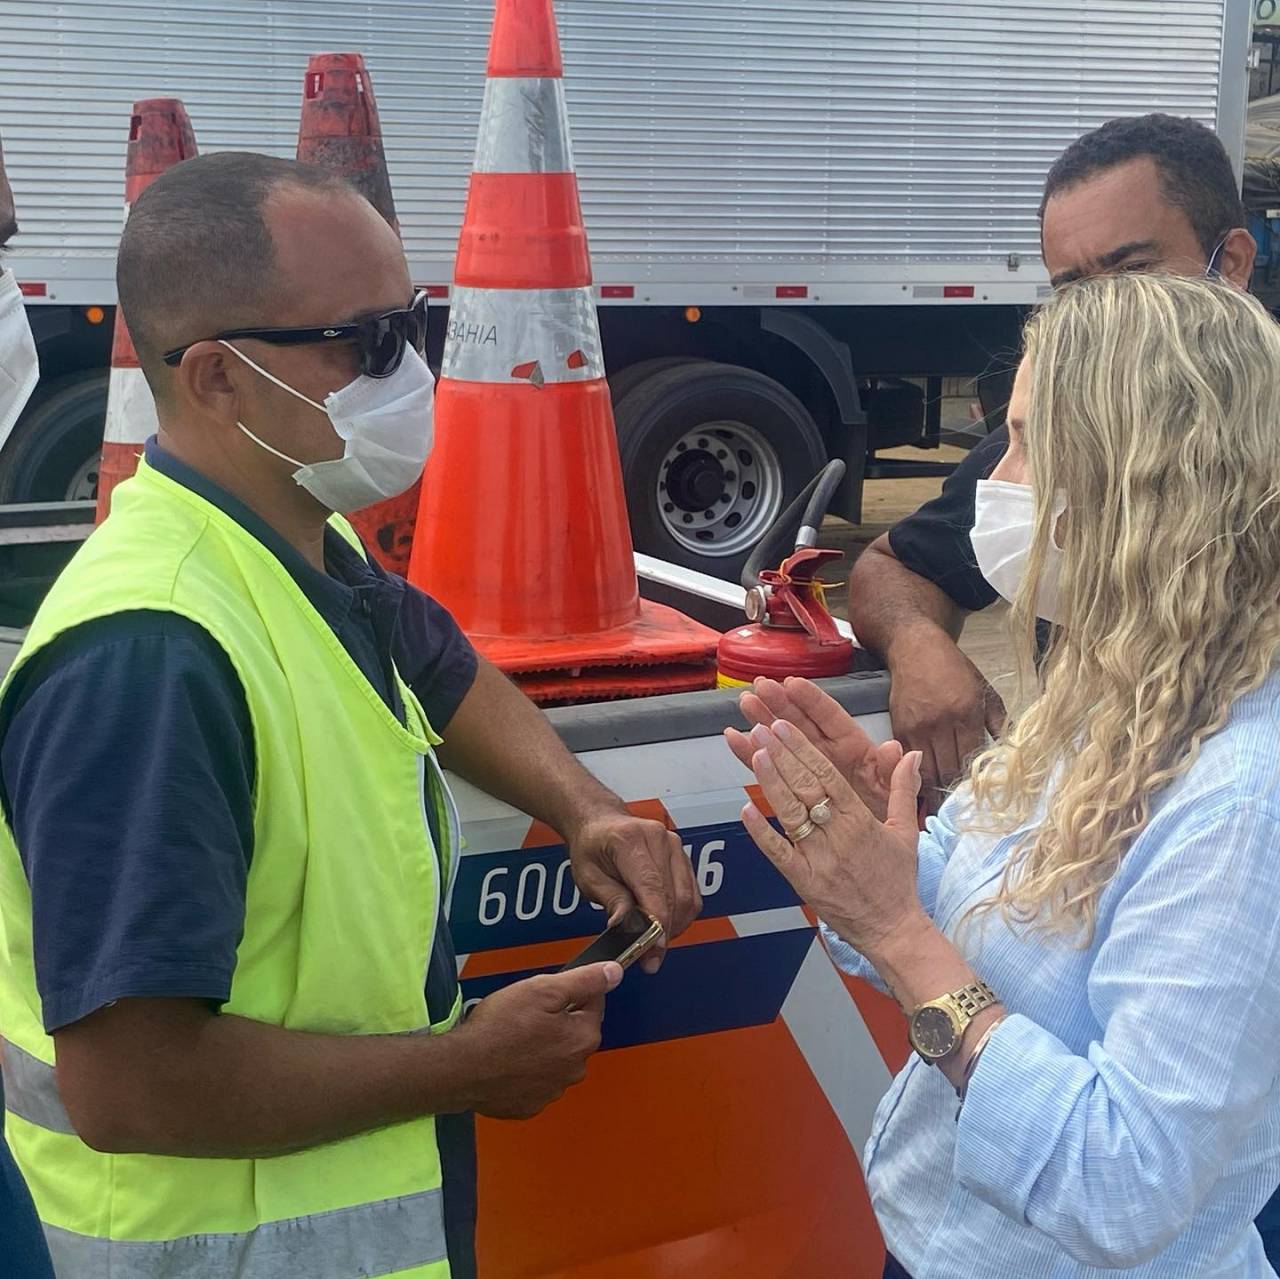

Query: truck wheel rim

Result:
[65,453,100,502]
[656,420,784,558]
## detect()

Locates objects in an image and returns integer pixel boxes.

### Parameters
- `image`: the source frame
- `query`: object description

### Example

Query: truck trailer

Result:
[0,0,1251,581]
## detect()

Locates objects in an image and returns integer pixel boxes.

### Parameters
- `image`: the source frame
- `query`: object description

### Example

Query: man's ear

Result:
[174,341,242,426]
[1219,226,1257,290]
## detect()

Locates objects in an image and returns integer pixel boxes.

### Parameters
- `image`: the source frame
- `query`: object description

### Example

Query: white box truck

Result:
[0,0,1252,580]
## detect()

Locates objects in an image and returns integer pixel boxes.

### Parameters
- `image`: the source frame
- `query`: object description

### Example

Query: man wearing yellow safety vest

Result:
[0,151,701,1278]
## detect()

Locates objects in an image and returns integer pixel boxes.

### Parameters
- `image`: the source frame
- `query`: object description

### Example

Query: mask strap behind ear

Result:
[1205,234,1229,279]
[219,340,328,414]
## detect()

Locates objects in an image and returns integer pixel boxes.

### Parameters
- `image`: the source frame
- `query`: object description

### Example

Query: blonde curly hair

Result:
[967,273,1280,942]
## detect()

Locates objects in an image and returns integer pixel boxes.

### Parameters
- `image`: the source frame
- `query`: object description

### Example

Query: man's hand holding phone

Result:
[452,913,661,1120]
[455,961,622,1120]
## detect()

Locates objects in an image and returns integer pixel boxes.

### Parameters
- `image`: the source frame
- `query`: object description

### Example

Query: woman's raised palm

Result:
[725,676,904,823]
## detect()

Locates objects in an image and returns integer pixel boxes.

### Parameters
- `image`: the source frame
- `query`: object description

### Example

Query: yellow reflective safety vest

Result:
[0,458,461,1277]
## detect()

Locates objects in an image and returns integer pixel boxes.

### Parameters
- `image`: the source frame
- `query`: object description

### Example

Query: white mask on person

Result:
[0,269,38,441]
[970,478,1067,624]
[221,340,435,514]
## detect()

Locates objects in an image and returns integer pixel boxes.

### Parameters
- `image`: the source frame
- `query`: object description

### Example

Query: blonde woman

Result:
[727,274,1280,1277]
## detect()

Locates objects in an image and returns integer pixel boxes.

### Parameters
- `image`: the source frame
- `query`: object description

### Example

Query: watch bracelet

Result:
[949,980,999,1019]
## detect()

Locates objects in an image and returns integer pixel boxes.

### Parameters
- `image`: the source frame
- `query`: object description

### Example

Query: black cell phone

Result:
[560,909,664,972]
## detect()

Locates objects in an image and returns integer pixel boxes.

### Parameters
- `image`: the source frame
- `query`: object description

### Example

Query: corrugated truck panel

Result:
[0,0,1241,302]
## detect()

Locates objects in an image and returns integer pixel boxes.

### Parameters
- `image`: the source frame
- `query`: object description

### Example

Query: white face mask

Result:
[970,478,1067,624]
[221,340,435,514]
[0,269,38,440]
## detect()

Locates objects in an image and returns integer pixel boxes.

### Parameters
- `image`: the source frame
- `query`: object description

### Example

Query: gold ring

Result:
[788,818,817,842]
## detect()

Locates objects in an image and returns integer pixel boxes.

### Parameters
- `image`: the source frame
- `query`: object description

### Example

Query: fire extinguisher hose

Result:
[740,459,847,591]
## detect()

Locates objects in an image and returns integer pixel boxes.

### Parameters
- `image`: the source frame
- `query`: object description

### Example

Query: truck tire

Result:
[607,356,699,409]
[614,361,826,581]
[0,370,107,502]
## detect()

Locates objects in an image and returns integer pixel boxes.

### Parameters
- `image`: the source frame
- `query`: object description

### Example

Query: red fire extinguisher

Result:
[717,460,854,688]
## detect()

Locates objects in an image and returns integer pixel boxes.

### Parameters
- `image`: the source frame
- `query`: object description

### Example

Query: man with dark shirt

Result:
[847,114,1257,807]
[0,152,700,1278]
[0,127,57,1279]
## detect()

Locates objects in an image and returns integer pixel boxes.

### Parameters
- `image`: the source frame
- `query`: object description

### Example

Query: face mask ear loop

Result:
[219,340,328,414]
[1205,235,1229,279]
[236,421,305,470]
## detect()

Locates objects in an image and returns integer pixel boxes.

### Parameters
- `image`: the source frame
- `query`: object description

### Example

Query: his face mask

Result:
[970,478,1067,624]
[221,341,435,514]
[0,269,38,441]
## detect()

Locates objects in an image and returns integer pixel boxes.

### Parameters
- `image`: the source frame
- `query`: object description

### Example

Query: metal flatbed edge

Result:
[0,501,95,545]
[544,671,891,754]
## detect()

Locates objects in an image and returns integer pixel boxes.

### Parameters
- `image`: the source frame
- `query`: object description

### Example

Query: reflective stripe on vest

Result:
[3,1042,449,1277]
[1,1039,74,1134]
[43,1188,446,1278]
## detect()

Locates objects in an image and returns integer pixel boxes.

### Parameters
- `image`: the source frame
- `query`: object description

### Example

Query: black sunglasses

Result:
[162,290,429,379]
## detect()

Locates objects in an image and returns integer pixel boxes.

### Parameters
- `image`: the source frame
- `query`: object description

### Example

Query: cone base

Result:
[473,598,719,674]
[515,661,717,706]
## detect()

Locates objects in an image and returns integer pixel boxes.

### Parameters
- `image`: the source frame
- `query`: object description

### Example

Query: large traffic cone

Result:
[296,52,419,575]
[407,0,720,702]
[96,99,198,522]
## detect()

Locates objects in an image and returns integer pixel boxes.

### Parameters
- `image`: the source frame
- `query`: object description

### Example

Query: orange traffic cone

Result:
[296,52,419,575]
[96,99,198,522]
[407,0,720,703]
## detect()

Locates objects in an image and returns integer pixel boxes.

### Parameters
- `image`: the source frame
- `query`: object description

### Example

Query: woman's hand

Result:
[725,677,905,822]
[738,718,926,955]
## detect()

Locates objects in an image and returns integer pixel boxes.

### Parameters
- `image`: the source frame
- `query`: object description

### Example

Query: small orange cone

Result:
[96,99,198,522]
[408,0,719,702]
[296,52,419,575]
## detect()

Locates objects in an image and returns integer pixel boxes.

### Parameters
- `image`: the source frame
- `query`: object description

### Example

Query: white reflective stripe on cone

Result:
[104,365,159,444]
[44,1189,448,1278]
[473,77,574,174]
[442,285,605,385]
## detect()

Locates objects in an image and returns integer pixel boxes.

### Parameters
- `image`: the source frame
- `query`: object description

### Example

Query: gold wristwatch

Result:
[908,980,999,1063]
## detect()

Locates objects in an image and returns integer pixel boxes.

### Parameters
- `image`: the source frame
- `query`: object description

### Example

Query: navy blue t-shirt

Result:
[0,439,480,1273]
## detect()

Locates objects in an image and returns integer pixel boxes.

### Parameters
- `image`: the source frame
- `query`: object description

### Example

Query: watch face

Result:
[911,1005,958,1059]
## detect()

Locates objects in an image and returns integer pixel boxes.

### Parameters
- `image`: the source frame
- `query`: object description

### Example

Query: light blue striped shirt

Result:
[825,672,1280,1277]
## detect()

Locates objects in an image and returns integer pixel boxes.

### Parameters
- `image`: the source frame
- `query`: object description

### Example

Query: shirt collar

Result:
[143,436,361,623]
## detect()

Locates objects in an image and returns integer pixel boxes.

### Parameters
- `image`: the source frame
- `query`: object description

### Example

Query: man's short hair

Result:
[116,151,354,399]
[1039,113,1246,257]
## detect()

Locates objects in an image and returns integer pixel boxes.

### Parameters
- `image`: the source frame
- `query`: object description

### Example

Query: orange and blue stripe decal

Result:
[457,790,905,1279]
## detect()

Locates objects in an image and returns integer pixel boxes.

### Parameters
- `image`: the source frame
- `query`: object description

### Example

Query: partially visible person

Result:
[846,113,1257,810]
[737,273,1280,1276]
[0,127,56,1279]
